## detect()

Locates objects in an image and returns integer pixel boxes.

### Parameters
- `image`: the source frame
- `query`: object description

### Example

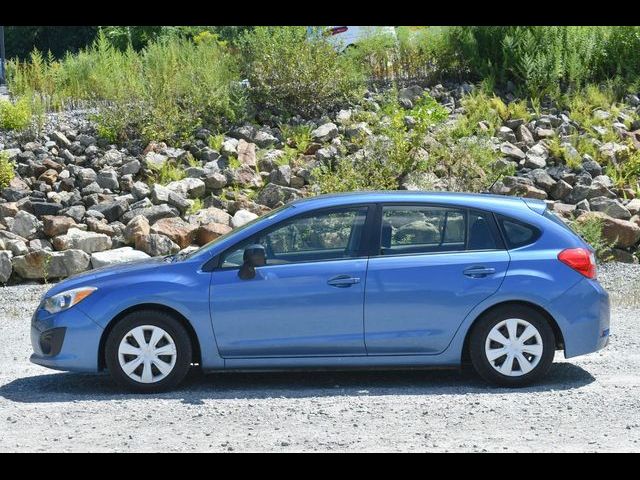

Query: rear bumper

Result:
[30,305,103,373]
[548,277,610,358]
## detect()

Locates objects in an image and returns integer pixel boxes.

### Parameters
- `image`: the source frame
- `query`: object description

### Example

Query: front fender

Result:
[77,260,223,369]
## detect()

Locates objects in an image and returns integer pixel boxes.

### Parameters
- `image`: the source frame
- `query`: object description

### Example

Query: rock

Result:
[268,165,292,187]
[102,149,123,166]
[96,168,119,190]
[221,139,238,157]
[497,127,516,143]
[38,169,58,185]
[524,143,548,169]
[88,199,128,223]
[196,223,232,245]
[124,215,150,244]
[398,85,424,104]
[204,172,227,190]
[12,249,90,280]
[52,227,112,254]
[550,203,577,217]
[256,183,303,208]
[77,168,97,187]
[565,184,591,204]
[529,169,556,192]
[599,142,629,163]
[535,127,554,139]
[29,239,53,251]
[253,130,278,148]
[610,248,638,264]
[42,215,76,237]
[121,159,142,176]
[10,211,40,240]
[237,139,257,168]
[582,158,602,177]
[231,209,258,228]
[135,233,180,257]
[131,181,151,200]
[0,250,12,283]
[150,217,198,249]
[165,178,206,199]
[31,202,63,217]
[232,166,263,188]
[144,151,168,168]
[576,211,640,248]
[127,204,179,224]
[589,196,632,220]
[345,122,373,139]
[229,125,256,142]
[315,145,338,162]
[0,202,19,219]
[626,198,640,216]
[90,247,151,269]
[516,124,535,145]
[51,131,71,148]
[550,179,573,201]
[311,123,339,143]
[62,205,86,223]
[189,207,231,227]
[500,142,525,161]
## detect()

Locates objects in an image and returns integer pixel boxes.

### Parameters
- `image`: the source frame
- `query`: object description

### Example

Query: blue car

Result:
[30,192,610,392]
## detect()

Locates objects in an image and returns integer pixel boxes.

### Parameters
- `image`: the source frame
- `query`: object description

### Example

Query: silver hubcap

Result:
[118,325,177,384]
[485,318,543,377]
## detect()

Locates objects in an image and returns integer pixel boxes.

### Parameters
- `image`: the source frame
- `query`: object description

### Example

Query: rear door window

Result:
[497,215,541,249]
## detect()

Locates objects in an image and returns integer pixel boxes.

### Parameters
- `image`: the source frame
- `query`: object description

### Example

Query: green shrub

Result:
[147,160,186,186]
[238,26,364,118]
[0,97,32,131]
[0,152,16,189]
[279,124,312,153]
[571,216,614,262]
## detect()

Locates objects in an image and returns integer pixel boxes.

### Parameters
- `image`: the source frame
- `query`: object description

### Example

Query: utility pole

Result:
[0,26,5,84]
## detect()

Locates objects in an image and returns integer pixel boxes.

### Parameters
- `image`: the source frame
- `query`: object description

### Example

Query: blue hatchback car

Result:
[30,192,610,392]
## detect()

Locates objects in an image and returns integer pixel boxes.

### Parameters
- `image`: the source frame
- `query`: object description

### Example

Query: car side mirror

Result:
[238,244,266,280]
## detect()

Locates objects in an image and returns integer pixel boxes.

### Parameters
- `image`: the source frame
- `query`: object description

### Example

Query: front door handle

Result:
[463,266,496,278]
[327,275,361,288]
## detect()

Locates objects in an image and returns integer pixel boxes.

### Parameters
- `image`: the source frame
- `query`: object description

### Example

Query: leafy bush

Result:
[0,97,32,131]
[238,26,364,118]
[571,216,614,262]
[147,160,186,186]
[0,152,16,189]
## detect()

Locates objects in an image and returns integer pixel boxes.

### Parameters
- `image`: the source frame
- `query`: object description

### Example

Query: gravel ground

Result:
[1,264,639,452]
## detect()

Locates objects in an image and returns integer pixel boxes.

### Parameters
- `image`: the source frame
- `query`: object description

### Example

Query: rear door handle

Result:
[463,266,496,278]
[327,275,361,288]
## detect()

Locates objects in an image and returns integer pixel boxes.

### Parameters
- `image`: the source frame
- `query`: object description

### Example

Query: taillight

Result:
[328,26,348,35]
[557,248,597,279]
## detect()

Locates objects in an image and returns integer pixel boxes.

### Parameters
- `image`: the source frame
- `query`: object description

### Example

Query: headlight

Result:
[42,287,97,314]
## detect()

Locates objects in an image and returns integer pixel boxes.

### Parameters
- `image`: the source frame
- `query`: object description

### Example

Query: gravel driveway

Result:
[1,264,639,452]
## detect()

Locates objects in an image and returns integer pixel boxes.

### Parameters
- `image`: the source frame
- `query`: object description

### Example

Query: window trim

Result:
[370,202,506,259]
[210,204,376,271]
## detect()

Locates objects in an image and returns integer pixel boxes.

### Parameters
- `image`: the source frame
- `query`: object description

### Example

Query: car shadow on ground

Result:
[0,362,595,404]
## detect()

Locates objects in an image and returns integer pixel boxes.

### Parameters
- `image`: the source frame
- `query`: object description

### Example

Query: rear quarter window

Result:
[497,215,541,249]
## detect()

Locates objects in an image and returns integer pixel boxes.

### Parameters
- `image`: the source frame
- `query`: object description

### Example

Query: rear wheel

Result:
[469,305,555,387]
[105,310,192,393]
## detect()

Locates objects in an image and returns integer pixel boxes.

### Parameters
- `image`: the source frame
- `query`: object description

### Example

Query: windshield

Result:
[183,204,294,260]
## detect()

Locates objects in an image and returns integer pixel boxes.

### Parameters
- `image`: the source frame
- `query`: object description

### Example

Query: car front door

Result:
[210,206,372,358]
[364,204,510,355]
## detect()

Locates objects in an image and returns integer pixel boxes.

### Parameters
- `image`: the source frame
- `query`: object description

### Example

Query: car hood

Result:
[43,256,168,298]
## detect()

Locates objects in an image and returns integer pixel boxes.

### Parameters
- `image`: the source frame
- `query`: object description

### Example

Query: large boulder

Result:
[196,223,232,245]
[150,217,198,249]
[42,215,77,237]
[524,143,548,169]
[231,209,258,228]
[124,215,150,244]
[52,227,112,254]
[12,249,91,279]
[588,196,632,220]
[135,233,180,257]
[165,178,206,199]
[10,211,40,240]
[311,123,338,143]
[88,199,129,223]
[576,211,640,248]
[256,183,303,208]
[237,139,257,168]
[90,247,151,269]
[188,207,231,227]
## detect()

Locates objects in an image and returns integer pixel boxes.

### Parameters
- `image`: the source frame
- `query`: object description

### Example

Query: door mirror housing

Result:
[238,244,266,280]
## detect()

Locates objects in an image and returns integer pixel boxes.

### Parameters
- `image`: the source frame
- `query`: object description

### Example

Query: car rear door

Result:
[364,204,510,355]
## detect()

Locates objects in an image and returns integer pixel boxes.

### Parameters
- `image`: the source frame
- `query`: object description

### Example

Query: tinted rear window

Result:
[497,215,541,249]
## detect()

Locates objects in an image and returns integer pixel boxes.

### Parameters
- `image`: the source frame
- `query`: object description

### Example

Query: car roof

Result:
[289,191,543,216]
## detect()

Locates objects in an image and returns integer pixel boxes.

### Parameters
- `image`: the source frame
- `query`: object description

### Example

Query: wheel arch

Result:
[98,303,202,371]
[461,300,565,364]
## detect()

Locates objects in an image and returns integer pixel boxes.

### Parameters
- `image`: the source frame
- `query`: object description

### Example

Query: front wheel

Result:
[105,310,192,393]
[469,305,556,387]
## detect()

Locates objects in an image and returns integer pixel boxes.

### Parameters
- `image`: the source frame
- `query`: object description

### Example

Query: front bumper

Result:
[30,304,104,373]
[548,277,610,359]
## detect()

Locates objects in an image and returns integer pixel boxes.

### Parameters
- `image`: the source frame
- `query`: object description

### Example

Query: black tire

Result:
[469,305,555,388]
[105,310,192,393]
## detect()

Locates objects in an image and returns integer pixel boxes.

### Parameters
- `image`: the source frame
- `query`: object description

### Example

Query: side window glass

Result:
[497,215,541,249]
[380,206,466,255]
[220,207,368,268]
[468,210,499,250]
